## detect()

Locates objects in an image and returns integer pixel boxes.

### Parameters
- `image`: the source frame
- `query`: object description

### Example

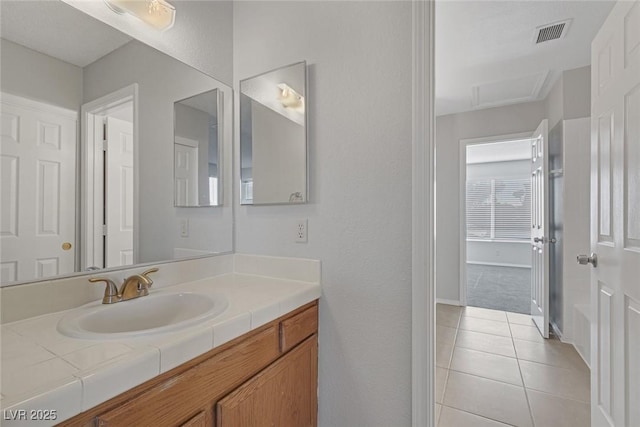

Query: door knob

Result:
[577,253,597,267]
[62,242,72,250]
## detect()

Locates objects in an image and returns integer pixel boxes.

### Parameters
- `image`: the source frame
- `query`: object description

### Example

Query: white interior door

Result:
[590,1,640,426]
[105,117,134,268]
[1,94,76,283]
[174,137,199,206]
[530,119,550,338]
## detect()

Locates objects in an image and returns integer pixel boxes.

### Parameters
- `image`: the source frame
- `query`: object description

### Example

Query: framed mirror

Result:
[174,89,223,207]
[240,61,308,205]
[0,0,233,286]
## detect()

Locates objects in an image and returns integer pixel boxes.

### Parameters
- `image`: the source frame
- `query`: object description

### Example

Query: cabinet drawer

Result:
[95,326,279,426]
[280,305,318,353]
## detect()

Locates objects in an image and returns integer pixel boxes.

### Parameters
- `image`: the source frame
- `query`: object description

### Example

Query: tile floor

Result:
[436,304,591,427]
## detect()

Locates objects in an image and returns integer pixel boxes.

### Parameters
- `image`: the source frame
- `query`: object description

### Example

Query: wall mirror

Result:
[240,61,308,205]
[0,0,233,287]
[174,89,223,207]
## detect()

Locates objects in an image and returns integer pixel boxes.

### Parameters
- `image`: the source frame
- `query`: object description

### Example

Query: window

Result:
[466,177,531,241]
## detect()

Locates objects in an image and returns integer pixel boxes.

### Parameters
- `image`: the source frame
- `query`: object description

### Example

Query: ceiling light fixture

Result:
[277,83,304,111]
[105,0,176,31]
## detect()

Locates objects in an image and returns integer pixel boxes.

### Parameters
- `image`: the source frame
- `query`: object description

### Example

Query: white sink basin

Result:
[57,292,228,339]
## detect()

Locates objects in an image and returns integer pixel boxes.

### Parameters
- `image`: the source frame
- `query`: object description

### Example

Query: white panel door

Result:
[530,119,549,338]
[590,1,640,426]
[105,117,134,268]
[174,137,199,206]
[0,95,76,283]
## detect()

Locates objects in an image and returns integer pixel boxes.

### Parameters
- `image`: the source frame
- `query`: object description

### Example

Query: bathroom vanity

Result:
[60,302,318,427]
[1,254,321,426]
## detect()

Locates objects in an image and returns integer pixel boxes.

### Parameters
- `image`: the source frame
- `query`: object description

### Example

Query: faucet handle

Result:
[89,277,120,304]
[141,268,158,287]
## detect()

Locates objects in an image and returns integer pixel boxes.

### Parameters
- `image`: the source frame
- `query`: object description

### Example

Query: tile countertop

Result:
[0,273,321,426]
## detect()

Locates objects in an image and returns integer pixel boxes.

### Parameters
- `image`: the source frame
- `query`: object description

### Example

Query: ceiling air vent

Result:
[534,19,572,44]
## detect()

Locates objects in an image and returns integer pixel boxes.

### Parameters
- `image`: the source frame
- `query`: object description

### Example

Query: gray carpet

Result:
[466,264,531,314]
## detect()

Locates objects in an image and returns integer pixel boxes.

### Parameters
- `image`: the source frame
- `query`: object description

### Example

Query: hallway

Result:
[436,304,590,426]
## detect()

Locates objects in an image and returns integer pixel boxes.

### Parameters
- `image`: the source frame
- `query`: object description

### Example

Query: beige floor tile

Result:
[527,389,590,427]
[462,306,508,322]
[450,347,522,386]
[439,406,511,427]
[437,342,454,368]
[513,339,589,372]
[443,371,532,427]
[507,312,534,326]
[436,404,442,425]
[459,317,511,337]
[455,329,516,358]
[437,303,463,314]
[519,360,590,403]
[437,325,457,346]
[509,324,544,342]
[436,367,448,403]
[437,310,461,328]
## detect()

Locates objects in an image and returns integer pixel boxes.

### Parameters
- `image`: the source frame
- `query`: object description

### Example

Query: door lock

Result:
[577,253,598,267]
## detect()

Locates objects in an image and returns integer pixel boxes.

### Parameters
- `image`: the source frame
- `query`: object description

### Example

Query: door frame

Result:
[411,1,435,426]
[457,132,533,307]
[80,84,139,270]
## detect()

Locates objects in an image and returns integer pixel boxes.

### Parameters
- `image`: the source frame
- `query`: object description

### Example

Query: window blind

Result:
[466,178,531,241]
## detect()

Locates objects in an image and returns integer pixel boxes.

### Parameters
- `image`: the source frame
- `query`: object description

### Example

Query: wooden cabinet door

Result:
[180,411,207,427]
[217,335,318,427]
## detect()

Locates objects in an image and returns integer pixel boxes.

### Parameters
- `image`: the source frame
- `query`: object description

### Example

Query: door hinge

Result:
[102,122,107,151]
[102,224,107,236]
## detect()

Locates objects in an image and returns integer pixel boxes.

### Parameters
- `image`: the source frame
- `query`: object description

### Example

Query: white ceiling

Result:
[436,0,615,116]
[467,139,532,164]
[0,0,132,67]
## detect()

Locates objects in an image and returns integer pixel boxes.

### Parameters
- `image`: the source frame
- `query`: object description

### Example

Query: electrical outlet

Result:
[295,219,308,243]
[180,219,189,237]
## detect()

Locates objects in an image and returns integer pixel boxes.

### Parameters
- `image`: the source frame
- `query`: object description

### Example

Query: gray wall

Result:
[435,101,547,301]
[83,40,233,262]
[0,38,83,110]
[234,2,412,425]
[545,65,591,129]
[251,101,306,204]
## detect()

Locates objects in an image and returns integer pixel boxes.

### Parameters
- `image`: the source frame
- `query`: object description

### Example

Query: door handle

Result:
[577,253,597,267]
[533,237,556,244]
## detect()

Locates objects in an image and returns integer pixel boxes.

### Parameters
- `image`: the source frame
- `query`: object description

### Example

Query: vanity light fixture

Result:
[277,83,304,111]
[105,0,176,31]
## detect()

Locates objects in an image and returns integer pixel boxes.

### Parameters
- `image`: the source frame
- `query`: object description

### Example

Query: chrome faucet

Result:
[89,268,159,304]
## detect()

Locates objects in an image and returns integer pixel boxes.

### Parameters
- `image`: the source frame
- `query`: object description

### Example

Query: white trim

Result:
[466,261,531,269]
[458,131,535,308]
[412,1,435,426]
[0,92,78,119]
[81,84,139,270]
[436,298,462,306]
[174,136,199,148]
[467,238,531,244]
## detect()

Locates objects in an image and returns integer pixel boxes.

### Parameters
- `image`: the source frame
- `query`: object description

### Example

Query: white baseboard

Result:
[466,261,531,269]
[436,298,462,306]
